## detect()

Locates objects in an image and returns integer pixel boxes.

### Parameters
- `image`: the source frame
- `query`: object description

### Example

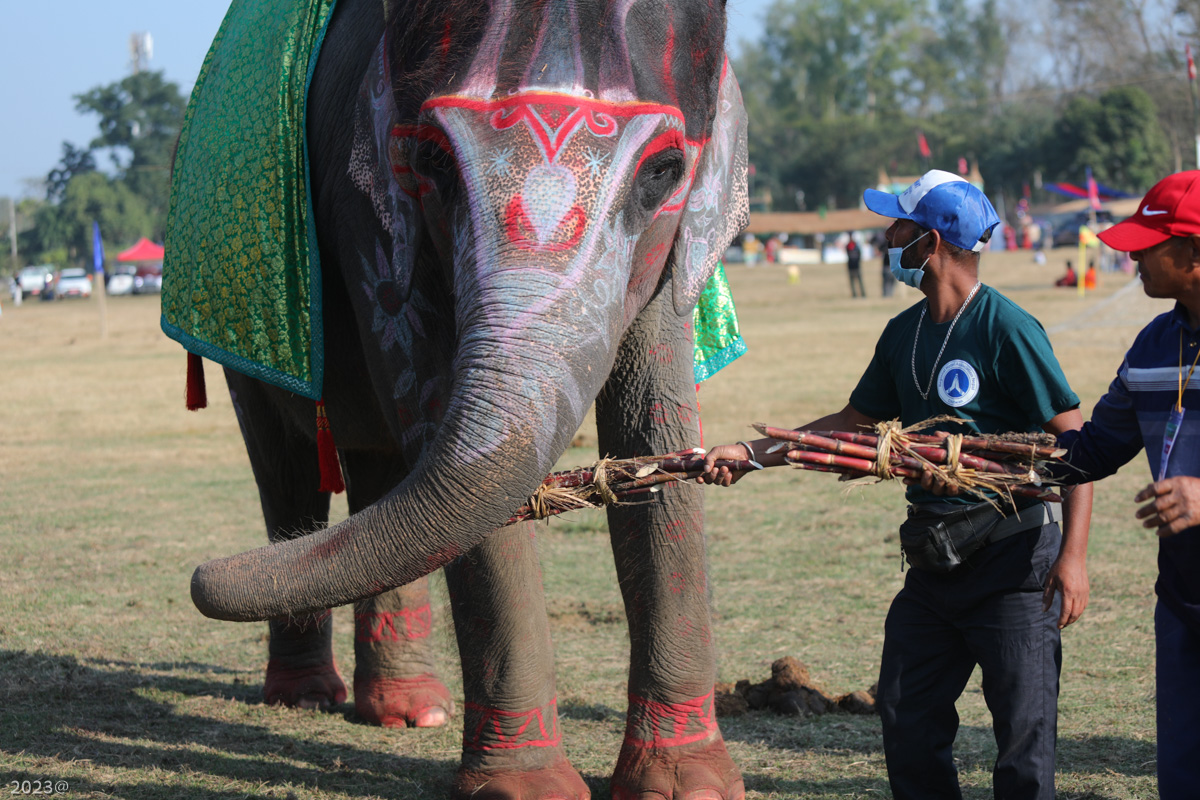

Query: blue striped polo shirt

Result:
[1056,303,1200,635]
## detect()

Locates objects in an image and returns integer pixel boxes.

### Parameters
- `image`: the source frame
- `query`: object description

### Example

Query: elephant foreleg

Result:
[443,521,589,800]
[339,449,455,728]
[595,295,744,800]
[226,370,346,710]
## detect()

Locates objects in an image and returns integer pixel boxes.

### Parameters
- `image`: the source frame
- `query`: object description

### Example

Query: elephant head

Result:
[190,0,748,621]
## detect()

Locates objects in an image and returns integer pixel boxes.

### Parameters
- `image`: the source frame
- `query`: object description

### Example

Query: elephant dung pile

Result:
[714,656,877,718]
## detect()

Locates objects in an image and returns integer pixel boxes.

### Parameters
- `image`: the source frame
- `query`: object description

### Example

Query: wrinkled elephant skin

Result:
[188,1,748,798]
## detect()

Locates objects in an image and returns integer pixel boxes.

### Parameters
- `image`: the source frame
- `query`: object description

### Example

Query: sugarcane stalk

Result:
[783,451,1061,502]
[793,427,1066,461]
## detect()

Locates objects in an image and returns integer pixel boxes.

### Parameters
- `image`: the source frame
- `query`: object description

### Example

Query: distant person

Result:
[1028,220,1046,264]
[878,231,896,297]
[1048,170,1200,799]
[743,234,761,267]
[846,238,865,298]
[1084,261,1097,290]
[765,235,780,264]
[1055,261,1078,288]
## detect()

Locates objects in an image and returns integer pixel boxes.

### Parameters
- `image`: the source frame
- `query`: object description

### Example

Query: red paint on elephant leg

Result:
[624,691,717,749]
[451,753,588,800]
[264,657,347,710]
[611,733,745,800]
[463,697,561,752]
[354,673,454,728]
[354,604,432,642]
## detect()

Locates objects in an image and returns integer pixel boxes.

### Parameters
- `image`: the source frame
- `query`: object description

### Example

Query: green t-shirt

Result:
[849,284,1079,505]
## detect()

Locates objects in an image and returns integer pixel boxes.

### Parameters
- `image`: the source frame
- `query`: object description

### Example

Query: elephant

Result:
[184,0,749,797]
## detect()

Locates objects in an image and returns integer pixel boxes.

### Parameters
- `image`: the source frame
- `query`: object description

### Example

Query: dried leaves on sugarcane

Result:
[507,449,761,526]
[754,416,1064,507]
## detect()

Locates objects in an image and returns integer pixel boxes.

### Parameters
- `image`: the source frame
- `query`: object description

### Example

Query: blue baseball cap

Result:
[863,170,1000,252]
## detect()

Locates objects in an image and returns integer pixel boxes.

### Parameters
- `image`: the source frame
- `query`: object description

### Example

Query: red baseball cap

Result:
[1099,170,1200,252]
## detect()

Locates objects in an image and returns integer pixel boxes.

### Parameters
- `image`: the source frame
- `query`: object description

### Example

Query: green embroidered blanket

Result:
[162,0,337,399]
[161,0,742,398]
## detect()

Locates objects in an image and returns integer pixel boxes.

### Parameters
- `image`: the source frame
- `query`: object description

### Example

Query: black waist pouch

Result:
[899,501,1003,573]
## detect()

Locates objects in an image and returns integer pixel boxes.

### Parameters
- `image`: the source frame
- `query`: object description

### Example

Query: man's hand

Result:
[696,443,755,486]
[1135,476,1200,536]
[1042,552,1089,629]
[902,465,961,496]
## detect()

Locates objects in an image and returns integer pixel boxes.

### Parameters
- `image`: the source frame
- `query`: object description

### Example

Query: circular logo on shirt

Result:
[937,359,979,407]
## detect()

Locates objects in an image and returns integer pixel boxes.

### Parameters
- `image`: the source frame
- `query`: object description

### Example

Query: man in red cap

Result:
[1050,170,1200,799]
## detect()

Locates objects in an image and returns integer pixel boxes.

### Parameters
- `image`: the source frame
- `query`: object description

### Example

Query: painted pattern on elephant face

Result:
[412,93,697,333]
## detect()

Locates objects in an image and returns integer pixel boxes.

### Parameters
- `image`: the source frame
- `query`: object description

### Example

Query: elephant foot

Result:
[354,673,455,728]
[610,736,745,800]
[451,753,590,800]
[263,657,348,710]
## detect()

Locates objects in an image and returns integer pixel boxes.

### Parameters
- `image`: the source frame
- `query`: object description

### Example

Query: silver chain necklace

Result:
[911,282,982,400]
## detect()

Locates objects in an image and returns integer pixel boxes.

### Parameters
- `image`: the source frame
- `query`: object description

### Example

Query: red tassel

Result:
[316,399,345,494]
[186,352,207,411]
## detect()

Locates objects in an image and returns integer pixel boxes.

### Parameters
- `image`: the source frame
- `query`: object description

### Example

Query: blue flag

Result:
[92,221,105,275]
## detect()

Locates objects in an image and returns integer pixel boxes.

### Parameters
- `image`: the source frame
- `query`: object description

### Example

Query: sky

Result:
[0,0,772,202]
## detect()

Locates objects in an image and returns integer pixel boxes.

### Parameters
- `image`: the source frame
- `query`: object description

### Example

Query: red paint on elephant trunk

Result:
[504,196,587,253]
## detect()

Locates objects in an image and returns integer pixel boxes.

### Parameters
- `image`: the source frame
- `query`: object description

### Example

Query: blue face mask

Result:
[888,230,930,289]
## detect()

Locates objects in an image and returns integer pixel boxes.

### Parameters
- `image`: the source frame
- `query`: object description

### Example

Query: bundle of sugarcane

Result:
[753,418,1065,505]
[506,448,761,525]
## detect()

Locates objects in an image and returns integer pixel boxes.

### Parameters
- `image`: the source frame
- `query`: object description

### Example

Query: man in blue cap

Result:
[700,170,1093,799]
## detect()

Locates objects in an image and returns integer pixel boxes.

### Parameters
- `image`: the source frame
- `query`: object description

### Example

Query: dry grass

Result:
[0,249,1169,799]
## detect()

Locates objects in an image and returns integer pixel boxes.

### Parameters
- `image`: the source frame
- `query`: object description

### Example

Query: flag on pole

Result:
[1086,167,1102,211]
[91,221,105,275]
[917,131,931,159]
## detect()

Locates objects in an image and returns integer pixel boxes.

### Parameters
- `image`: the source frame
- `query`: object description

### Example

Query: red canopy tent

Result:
[117,237,164,263]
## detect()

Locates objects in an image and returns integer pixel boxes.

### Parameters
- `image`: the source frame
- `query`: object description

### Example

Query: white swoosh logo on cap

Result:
[1143,208,1169,216]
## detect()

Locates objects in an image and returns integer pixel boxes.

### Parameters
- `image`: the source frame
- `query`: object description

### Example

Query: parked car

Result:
[1051,210,1114,247]
[132,265,162,294]
[55,267,93,298]
[107,268,136,296]
[17,264,55,298]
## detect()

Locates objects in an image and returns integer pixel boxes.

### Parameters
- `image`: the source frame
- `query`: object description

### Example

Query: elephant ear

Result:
[348,34,423,304]
[670,58,750,317]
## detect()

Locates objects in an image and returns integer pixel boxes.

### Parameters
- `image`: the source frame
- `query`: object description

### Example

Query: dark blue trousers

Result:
[878,523,1063,800]
[1156,600,1200,800]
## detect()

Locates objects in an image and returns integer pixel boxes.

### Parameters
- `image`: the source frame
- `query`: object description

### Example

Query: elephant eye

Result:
[634,150,685,212]
[411,127,459,186]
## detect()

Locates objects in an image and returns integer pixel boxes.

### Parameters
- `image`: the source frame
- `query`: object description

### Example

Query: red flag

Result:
[917,131,931,159]
[957,157,968,175]
[1086,167,1102,211]
[1189,45,1196,82]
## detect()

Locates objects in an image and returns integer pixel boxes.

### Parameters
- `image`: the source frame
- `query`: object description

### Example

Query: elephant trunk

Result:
[191,332,608,621]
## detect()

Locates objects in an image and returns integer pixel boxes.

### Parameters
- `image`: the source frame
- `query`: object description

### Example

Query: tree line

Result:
[735,0,1191,211]
[2,70,184,275]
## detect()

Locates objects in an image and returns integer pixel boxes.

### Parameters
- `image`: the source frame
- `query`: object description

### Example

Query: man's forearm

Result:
[1059,482,1093,561]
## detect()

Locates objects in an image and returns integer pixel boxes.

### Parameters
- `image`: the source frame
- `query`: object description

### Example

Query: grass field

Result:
[0,249,1171,799]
